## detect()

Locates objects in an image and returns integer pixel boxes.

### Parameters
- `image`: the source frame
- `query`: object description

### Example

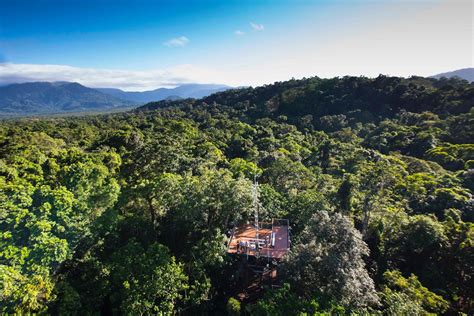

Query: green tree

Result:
[110,240,190,314]
[381,270,449,314]
[283,211,379,310]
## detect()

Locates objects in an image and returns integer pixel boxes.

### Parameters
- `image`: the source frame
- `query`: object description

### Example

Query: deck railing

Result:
[271,218,290,250]
[227,218,291,258]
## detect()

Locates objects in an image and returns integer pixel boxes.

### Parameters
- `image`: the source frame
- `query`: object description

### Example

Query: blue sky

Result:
[0,0,472,90]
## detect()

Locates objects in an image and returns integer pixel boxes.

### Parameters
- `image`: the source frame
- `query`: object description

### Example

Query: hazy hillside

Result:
[0,82,130,115]
[0,82,233,116]
[96,83,232,103]
[432,68,474,82]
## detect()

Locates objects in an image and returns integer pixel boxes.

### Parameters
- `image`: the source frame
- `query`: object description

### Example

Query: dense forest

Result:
[0,75,473,314]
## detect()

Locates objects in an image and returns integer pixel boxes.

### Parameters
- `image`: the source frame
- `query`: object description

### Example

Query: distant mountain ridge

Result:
[431,68,474,82]
[95,84,232,103]
[0,82,130,115]
[0,82,233,116]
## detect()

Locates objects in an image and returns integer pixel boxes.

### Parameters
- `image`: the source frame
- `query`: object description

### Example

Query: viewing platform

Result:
[227,219,290,260]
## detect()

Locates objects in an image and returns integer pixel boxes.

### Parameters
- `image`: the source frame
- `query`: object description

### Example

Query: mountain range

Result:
[431,68,474,82]
[96,84,232,103]
[0,82,130,116]
[0,82,233,116]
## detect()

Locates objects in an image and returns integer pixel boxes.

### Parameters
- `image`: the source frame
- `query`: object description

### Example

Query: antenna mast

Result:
[253,176,259,250]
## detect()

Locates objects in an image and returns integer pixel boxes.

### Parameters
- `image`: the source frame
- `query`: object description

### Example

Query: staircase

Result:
[237,264,280,303]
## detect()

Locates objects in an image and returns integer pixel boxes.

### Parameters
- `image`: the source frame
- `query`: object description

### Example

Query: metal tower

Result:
[252,177,259,252]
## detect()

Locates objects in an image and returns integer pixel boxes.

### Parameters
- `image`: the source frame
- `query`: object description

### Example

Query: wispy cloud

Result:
[163,36,189,47]
[0,63,226,91]
[234,30,245,36]
[250,22,264,31]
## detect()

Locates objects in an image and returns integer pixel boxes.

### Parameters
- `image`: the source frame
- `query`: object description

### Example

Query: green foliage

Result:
[0,75,472,314]
[381,270,449,314]
[229,157,262,179]
[426,144,474,170]
[247,283,317,315]
[110,240,189,314]
[247,283,347,316]
[283,211,379,310]
[226,297,241,316]
[0,135,120,313]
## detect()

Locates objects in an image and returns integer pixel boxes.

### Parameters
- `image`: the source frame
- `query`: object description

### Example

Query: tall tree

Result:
[283,211,379,310]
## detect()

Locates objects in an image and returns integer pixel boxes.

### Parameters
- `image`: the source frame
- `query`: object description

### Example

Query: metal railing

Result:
[271,218,290,250]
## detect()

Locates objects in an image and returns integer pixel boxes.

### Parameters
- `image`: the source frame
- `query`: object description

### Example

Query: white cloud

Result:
[234,30,245,36]
[0,63,227,91]
[163,36,189,47]
[250,22,264,31]
[2,1,470,92]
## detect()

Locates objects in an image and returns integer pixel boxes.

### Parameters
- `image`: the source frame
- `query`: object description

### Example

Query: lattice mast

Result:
[252,177,259,249]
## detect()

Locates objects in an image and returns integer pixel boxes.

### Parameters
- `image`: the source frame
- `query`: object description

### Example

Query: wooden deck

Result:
[227,223,290,260]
